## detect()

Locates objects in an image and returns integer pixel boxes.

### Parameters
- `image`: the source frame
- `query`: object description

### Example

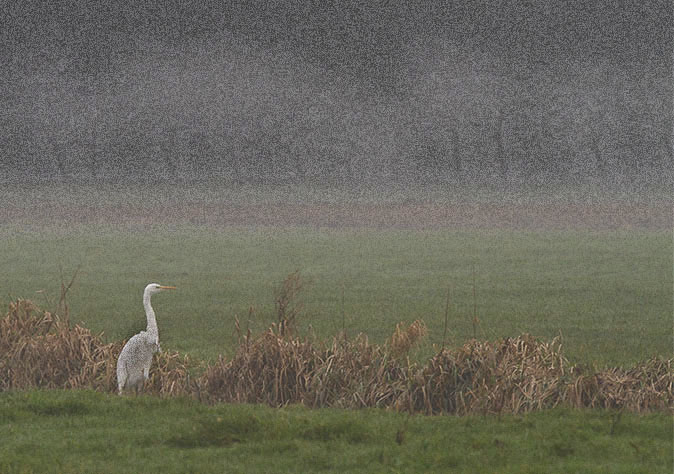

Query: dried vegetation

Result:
[1,272,671,415]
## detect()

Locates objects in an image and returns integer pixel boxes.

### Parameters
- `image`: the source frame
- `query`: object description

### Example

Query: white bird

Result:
[116,283,176,394]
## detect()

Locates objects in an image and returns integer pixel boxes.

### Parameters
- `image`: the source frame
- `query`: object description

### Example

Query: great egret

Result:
[116,283,176,394]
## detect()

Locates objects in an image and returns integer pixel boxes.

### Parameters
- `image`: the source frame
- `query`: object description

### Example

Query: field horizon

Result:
[2,182,671,231]
[1,184,671,367]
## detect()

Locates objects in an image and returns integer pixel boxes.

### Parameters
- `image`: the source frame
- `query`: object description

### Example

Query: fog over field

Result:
[1,0,671,196]
[2,7,673,473]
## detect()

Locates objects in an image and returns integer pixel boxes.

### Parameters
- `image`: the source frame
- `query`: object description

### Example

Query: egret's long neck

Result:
[143,291,158,338]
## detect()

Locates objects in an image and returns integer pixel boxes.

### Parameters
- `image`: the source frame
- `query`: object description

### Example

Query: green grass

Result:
[0,389,671,473]
[0,226,671,366]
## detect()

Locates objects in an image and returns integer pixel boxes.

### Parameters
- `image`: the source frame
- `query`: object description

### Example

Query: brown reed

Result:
[1,298,671,415]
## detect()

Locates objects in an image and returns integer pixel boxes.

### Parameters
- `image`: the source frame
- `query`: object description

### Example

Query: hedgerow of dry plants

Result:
[0,299,119,392]
[198,325,412,409]
[0,298,671,414]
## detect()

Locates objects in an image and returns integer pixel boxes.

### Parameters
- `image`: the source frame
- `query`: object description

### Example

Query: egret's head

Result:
[144,283,177,296]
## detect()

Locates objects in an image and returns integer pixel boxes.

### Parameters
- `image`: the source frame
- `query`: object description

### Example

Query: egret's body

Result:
[116,283,175,394]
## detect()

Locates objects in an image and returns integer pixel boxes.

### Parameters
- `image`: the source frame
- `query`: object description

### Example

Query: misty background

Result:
[1,0,672,191]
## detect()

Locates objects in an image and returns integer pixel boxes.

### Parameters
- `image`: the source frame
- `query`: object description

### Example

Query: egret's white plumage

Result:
[116,283,175,394]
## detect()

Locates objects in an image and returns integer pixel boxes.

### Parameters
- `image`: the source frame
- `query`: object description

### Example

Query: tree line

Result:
[1,1,671,188]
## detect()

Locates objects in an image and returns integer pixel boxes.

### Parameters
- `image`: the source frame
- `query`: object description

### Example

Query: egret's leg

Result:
[117,362,127,395]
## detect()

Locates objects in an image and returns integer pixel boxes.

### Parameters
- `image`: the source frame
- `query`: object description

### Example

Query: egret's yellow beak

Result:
[159,286,177,290]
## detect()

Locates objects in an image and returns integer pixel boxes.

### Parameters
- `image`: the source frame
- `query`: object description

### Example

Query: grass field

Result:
[1,186,672,473]
[0,225,671,366]
[0,390,671,474]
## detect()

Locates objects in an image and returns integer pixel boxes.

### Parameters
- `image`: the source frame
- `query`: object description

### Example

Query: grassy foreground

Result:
[0,390,671,474]
[0,226,671,366]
